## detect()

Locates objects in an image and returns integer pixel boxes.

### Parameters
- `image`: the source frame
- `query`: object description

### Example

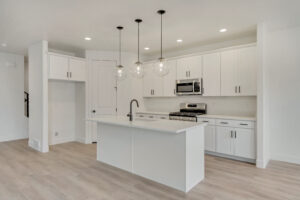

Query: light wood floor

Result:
[0,140,300,200]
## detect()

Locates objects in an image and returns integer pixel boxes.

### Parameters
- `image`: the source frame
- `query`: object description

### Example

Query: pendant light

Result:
[116,26,127,81]
[131,19,144,78]
[153,10,169,77]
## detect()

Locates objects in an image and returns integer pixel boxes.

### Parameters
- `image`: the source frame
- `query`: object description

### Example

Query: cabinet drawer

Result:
[233,121,255,129]
[197,118,215,125]
[155,115,169,120]
[216,119,235,127]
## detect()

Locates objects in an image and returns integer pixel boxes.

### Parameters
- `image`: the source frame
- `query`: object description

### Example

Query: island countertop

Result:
[89,116,207,134]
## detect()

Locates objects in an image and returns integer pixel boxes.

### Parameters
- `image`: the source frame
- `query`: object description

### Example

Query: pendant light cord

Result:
[160,13,163,59]
[119,29,122,66]
[138,22,140,62]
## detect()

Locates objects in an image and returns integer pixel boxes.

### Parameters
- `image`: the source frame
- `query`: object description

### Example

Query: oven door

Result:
[176,79,202,95]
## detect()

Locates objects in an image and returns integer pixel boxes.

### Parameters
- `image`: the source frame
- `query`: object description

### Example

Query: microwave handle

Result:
[192,80,195,93]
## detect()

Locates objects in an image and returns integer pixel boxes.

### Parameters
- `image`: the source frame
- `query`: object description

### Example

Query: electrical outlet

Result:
[55,132,59,136]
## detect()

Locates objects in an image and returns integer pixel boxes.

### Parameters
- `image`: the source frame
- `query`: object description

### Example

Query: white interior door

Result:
[91,60,117,141]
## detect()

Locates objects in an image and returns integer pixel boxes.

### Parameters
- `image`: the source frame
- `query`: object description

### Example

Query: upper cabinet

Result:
[177,55,202,80]
[48,54,69,80]
[48,53,86,82]
[163,60,177,97]
[202,53,221,96]
[221,46,257,96]
[143,63,164,97]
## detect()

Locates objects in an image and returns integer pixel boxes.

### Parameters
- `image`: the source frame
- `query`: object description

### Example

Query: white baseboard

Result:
[28,139,41,152]
[0,136,28,143]
[256,159,270,168]
[49,136,75,145]
[271,154,300,165]
[75,137,87,144]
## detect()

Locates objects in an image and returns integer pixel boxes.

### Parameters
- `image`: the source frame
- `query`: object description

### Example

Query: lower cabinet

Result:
[199,116,256,162]
[204,125,216,152]
[216,126,255,159]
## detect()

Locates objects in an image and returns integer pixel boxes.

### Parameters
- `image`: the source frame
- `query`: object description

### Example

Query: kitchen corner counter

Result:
[89,116,207,134]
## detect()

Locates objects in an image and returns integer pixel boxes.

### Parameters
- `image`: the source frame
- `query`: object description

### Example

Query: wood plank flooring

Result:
[0,139,300,200]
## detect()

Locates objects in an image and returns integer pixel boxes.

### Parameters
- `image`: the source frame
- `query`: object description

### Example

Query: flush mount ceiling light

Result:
[144,47,150,50]
[84,37,92,41]
[153,9,169,77]
[116,26,126,81]
[1,43,7,47]
[219,28,227,33]
[177,39,183,43]
[131,19,144,79]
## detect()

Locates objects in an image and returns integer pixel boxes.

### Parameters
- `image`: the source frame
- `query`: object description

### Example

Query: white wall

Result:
[28,41,49,152]
[263,25,300,164]
[0,52,28,142]
[48,81,76,145]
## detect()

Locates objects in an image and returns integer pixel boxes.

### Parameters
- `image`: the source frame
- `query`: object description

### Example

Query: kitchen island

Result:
[90,117,207,193]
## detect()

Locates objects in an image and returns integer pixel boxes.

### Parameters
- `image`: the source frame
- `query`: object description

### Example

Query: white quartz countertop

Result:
[198,114,256,121]
[88,116,207,134]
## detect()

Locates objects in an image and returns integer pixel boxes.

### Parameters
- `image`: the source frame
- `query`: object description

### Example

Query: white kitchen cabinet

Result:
[237,46,257,96]
[69,58,86,81]
[48,53,86,82]
[48,54,69,80]
[216,126,234,155]
[221,46,257,96]
[202,53,221,96]
[234,128,256,159]
[204,125,216,152]
[143,63,163,97]
[163,60,177,97]
[221,50,238,96]
[177,56,202,80]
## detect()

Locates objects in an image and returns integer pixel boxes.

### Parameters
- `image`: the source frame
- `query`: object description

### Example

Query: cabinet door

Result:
[163,60,177,97]
[237,46,257,96]
[203,53,221,96]
[221,50,238,96]
[216,126,234,155]
[204,125,216,152]
[176,57,189,80]
[234,128,256,159]
[188,55,202,79]
[152,62,164,97]
[69,58,86,82]
[48,54,69,80]
[142,64,154,97]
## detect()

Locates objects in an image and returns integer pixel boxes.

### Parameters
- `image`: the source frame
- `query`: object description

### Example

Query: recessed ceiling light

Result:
[219,28,227,33]
[144,47,150,50]
[84,37,92,41]
[177,39,183,43]
[1,43,7,47]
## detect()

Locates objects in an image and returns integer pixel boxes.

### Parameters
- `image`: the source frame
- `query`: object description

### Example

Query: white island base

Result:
[93,117,206,193]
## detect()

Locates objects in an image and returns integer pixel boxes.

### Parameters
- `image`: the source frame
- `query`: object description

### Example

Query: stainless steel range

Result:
[169,103,207,122]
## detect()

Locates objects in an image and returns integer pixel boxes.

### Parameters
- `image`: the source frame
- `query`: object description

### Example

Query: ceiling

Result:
[0,0,299,56]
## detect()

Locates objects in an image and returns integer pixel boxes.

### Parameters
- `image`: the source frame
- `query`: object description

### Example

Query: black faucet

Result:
[127,99,139,121]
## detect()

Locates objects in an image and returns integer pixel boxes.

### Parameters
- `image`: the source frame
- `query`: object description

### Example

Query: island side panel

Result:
[97,123,133,172]
[132,129,186,192]
[186,126,205,192]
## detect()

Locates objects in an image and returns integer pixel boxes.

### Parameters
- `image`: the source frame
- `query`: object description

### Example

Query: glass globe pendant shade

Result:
[153,58,169,77]
[131,61,144,78]
[116,65,127,81]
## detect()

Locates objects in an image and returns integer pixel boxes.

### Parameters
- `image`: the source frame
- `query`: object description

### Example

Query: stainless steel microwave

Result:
[176,79,202,95]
